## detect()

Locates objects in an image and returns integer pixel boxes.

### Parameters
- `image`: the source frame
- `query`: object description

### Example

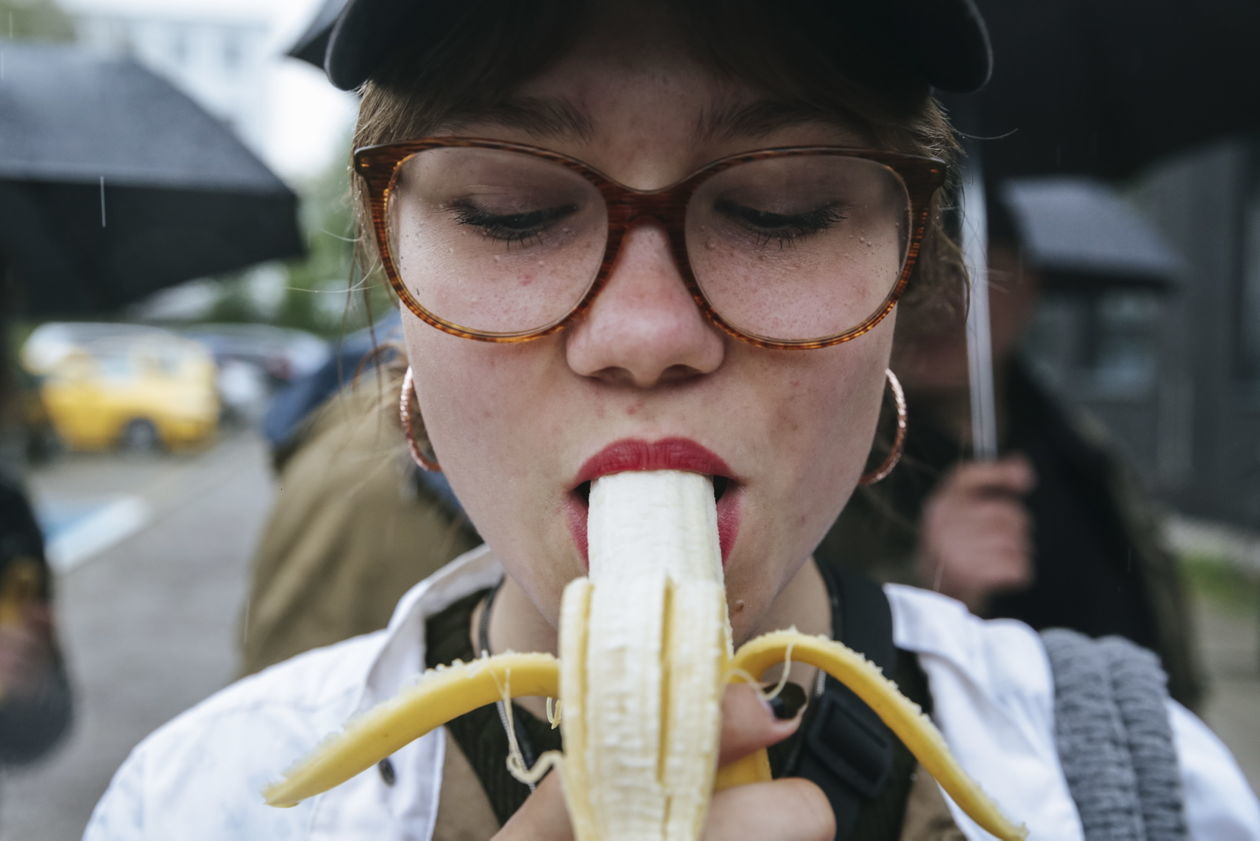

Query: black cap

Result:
[323,0,992,93]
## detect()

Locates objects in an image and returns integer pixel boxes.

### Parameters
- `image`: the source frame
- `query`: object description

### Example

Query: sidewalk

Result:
[1171,515,1260,793]
[0,432,274,841]
[1191,584,1260,794]
[1169,514,1260,574]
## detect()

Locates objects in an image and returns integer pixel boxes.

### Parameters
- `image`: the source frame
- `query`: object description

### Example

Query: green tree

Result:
[0,0,75,41]
[281,135,392,337]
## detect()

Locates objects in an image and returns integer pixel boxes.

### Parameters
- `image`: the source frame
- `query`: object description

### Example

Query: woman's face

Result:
[401,4,894,642]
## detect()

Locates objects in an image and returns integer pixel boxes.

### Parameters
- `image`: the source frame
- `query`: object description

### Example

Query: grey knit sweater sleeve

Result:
[1042,628,1188,841]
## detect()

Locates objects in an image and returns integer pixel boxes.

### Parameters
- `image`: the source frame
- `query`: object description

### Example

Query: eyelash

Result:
[714,200,849,247]
[450,202,577,246]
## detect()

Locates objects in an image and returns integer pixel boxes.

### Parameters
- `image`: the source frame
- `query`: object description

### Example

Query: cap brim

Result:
[323,0,991,93]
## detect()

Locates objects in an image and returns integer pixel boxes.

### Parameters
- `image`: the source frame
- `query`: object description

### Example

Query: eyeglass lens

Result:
[387,147,911,342]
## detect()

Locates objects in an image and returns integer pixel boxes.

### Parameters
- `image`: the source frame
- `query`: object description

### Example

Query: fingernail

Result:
[764,682,807,720]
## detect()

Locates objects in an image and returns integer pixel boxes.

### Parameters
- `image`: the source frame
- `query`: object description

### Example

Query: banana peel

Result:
[264,472,1026,841]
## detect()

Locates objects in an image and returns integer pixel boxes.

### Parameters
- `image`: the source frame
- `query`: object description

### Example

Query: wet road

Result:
[0,431,272,840]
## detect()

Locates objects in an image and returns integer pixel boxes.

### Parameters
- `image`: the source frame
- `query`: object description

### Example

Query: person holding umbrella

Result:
[818,184,1204,709]
[87,1,1258,838]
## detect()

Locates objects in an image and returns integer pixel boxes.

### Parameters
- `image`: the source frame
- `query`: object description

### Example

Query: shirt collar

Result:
[309,545,504,838]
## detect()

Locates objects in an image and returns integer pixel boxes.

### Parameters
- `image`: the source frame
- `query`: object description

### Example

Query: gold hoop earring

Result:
[858,369,907,486]
[400,366,441,472]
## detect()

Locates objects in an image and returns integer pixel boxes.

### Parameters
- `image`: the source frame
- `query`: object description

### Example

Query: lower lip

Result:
[564,482,742,569]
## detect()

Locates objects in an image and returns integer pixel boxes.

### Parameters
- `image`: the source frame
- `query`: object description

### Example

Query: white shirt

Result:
[85,546,1260,841]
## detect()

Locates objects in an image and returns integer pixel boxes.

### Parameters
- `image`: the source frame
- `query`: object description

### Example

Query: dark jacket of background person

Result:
[816,357,1203,709]
[238,377,480,675]
[0,477,73,763]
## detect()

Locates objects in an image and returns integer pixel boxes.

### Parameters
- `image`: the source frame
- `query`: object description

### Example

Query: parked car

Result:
[21,322,175,373]
[178,324,330,387]
[26,330,219,453]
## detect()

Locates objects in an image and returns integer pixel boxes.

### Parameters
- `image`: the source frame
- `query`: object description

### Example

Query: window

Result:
[222,33,241,72]
[1026,290,1164,397]
[169,26,188,63]
[1237,137,1260,382]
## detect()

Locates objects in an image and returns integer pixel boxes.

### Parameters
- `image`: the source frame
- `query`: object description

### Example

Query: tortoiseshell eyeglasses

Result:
[354,138,947,350]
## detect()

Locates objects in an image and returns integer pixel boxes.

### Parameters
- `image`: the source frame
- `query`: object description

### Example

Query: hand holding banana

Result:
[264,470,1026,841]
[494,682,827,841]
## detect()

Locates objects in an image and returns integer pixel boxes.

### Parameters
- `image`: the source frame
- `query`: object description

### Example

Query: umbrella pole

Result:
[962,157,998,461]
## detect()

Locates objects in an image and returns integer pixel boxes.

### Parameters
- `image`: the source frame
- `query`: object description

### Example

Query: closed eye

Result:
[713,199,848,246]
[449,201,579,245]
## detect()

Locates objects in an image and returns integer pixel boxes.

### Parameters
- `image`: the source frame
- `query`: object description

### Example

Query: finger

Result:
[967,499,1032,534]
[945,456,1036,496]
[928,541,1033,607]
[496,769,574,841]
[959,544,1035,594]
[717,681,803,765]
[962,533,1034,569]
[984,545,1035,589]
[703,779,834,841]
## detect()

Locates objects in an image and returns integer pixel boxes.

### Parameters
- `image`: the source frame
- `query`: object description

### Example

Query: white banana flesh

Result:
[560,470,729,841]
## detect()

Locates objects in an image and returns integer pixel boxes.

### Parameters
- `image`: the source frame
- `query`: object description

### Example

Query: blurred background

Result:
[0,0,1257,837]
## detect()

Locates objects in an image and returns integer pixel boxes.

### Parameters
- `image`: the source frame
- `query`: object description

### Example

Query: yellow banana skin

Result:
[729,631,1027,841]
[263,629,1025,840]
[264,652,560,808]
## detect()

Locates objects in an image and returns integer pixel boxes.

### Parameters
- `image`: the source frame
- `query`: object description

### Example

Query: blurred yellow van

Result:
[30,330,219,452]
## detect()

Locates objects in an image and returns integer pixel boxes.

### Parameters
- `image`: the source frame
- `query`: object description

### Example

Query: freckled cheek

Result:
[401,327,526,477]
[770,360,887,534]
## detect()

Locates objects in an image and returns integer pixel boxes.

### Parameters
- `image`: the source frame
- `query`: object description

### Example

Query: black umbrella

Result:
[949,0,1260,180]
[286,0,345,68]
[941,0,1260,454]
[998,178,1183,291]
[0,42,304,316]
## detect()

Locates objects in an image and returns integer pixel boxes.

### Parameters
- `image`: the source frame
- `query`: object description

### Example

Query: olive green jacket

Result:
[238,380,479,675]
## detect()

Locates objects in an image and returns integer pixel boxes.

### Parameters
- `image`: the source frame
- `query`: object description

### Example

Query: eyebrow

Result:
[440,96,596,142]
[695,99,863,143]
[439,95,860,145]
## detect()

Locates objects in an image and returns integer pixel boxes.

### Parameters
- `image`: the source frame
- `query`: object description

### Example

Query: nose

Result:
[565,224,725,388]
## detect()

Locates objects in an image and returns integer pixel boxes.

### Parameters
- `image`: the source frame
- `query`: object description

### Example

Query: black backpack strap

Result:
[791,562,898,839]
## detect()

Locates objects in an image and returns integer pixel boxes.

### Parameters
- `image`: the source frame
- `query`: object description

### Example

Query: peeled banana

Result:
[264,470,1026,841]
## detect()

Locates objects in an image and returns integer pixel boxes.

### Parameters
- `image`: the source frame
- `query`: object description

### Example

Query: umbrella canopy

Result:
[949,0,1260,179]
[998,178,1183,291]
[286,0,345,68]
[0,42,304,317]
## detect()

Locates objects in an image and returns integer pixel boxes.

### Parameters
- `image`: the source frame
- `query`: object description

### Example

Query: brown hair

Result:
[350,0,965,330]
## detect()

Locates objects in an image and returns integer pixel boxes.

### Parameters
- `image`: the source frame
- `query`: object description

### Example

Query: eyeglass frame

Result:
[353,137,948,350]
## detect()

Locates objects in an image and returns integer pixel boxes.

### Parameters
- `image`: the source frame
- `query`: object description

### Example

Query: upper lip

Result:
[571,437,735,490]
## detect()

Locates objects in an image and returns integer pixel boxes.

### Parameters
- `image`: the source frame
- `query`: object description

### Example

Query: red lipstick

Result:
[565,437,741,565]
[573,437,734,486]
